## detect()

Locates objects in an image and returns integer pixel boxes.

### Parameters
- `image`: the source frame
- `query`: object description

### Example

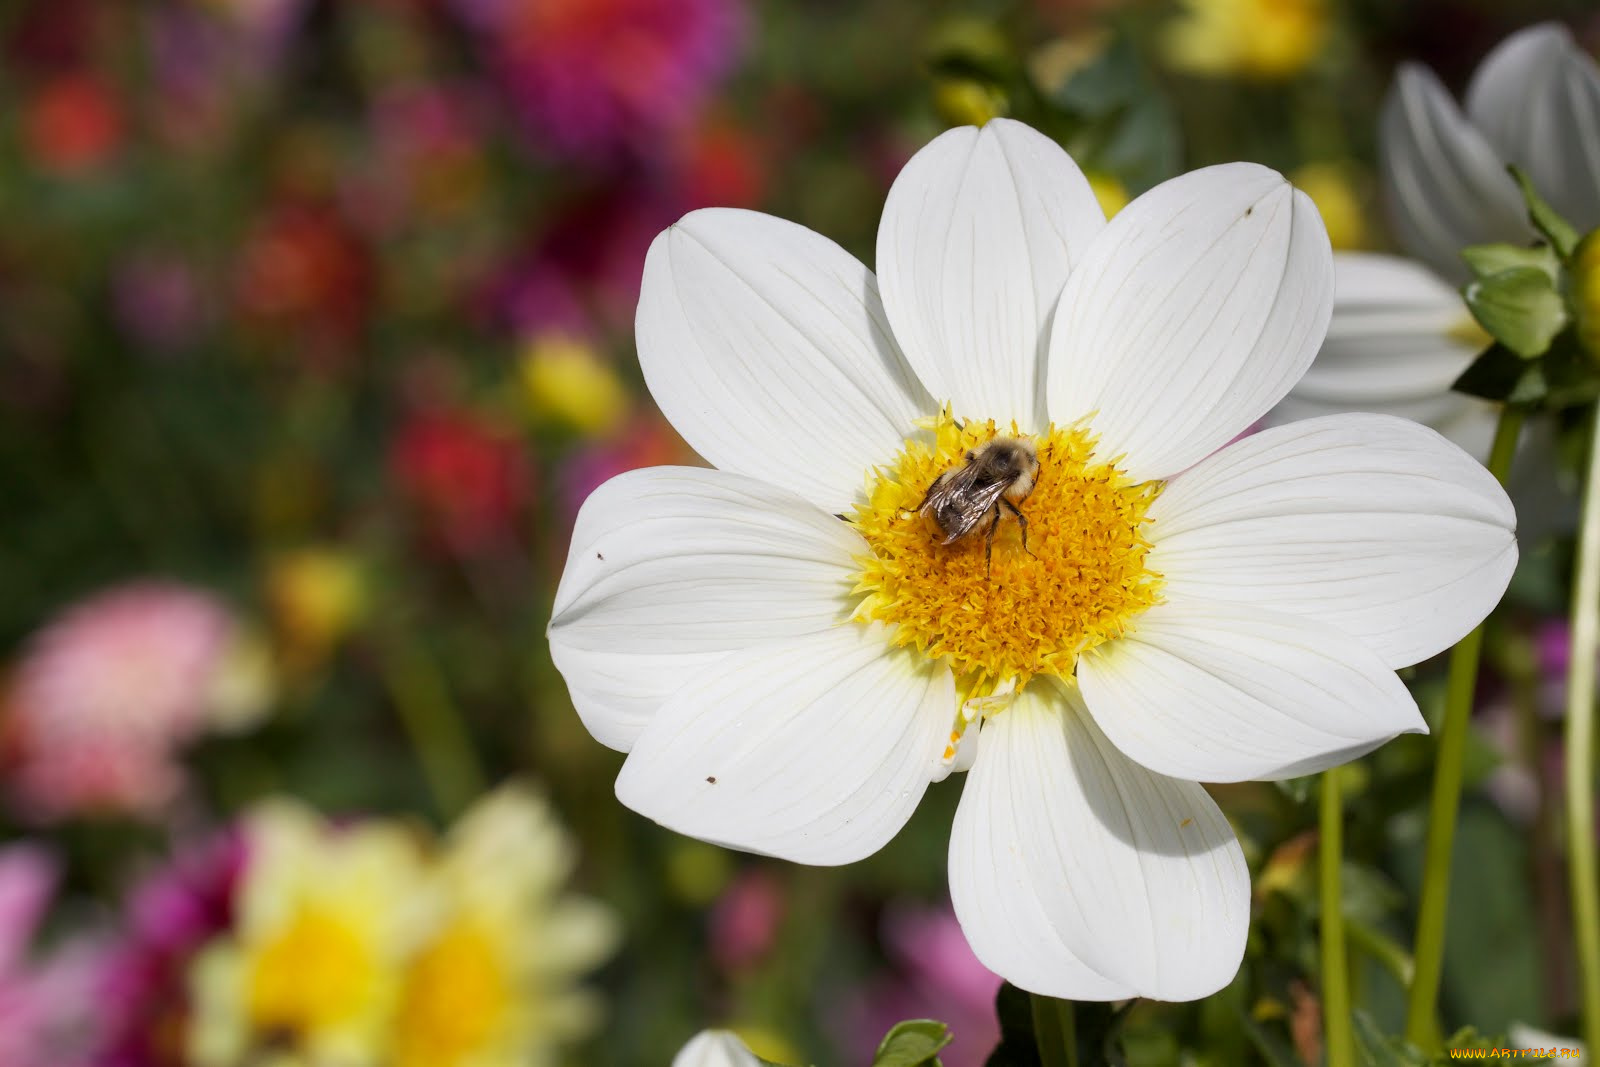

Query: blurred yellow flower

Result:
[1163,0,1327,81]
[391,784,620,1067]
[188,802,429,1067]
[1290,162,1367,250]
[1086,172,1129,218]
[266,547,367,670]
[521,335,630,437]
[933,78,1007,128]
[1574,231,1600,362]
[188,787,619,1067]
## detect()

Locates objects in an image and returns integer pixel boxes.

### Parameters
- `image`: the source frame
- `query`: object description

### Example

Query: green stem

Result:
[1321,768,1355,1067]
[1404,405,1524,1048]
[1566,402,1600,1055]
[1030,994,1079,1067]
[376,627,486,821]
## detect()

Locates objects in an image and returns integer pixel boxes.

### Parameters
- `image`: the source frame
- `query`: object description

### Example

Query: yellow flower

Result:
[188,802,431,1067]
[1163,0,1327,81]
[521,335,630,437]
[1086,172,1129,219]
[265,547,367,671]
[1290,163,1367,250]
[388,784,620,1067]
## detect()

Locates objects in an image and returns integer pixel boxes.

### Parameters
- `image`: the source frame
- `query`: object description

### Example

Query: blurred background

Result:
[1,1,1597,1064]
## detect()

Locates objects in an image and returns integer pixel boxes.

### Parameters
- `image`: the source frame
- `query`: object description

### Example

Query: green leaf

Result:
[872,1020,953,1067]
[1453,342,1547,404]
[1040,31,1180,191]
[1463,266,1569,358]
[1351,1010,1431,1067]
[1460,242,1560,282]
[1510,165,1580,258]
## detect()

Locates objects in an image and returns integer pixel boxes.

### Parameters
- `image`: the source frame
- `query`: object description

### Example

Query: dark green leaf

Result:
[986,983,1041,1067]
[1510,164,1579,258]
[1453,342,1546,404]
[872,1020,953,1067]
[1463,267,1568,358]
[1460,242,1559,282]
[1236,1010,1300,1067]
[1351,1011,1430,1067]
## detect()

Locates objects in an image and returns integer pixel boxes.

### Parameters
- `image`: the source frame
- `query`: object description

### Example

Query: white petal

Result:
[875,119,1106,431]
[672,1031,762,1067]
[637,208,931,512]
[1379,64,1528,282]
[1281,253,1482,404]
[549,466,864,751]
[954,681,1248,1001]
[614,626,953,865]
[1047,163,1332,482]
[1078,600,1427,783]
[1467,22,1600,233]
[1148,413,1518,667]
[949,707,1133,1001]
[1465,23,1573,162]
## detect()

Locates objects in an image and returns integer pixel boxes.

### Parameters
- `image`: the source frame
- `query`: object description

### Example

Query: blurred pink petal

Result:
[3,582,237,822]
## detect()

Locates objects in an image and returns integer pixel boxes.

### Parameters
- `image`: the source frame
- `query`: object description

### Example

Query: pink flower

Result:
[450,0,745,162]
[3,583,238,821]
[95,831,245,1067]
[708,868,784,972]
[486,185,679,338]
[836,903,1002,1067]
[0,845,104,1067]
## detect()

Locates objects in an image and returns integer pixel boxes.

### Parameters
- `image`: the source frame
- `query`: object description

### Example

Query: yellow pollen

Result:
[849,411,1163,708]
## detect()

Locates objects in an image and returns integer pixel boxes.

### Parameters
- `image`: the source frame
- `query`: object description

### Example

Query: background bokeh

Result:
[1,1,1597,1064]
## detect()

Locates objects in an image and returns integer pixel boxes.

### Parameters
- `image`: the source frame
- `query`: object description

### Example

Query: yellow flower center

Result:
[849,412,1163,707]
[246,905,376,1038]
[391,918,511,1067]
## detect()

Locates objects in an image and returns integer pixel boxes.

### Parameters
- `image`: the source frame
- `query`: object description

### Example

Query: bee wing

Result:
[919,467,1009,545]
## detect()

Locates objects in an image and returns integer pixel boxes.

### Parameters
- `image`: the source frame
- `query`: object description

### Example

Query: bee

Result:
[918,437,1040,575]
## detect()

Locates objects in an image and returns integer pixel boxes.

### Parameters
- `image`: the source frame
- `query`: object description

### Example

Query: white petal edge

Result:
[672,1031,762,1067]
[637,207,931,512]
[1147,413,1517,667]
[1379,64,1528,282]
[876,118,1106,432]
[1466,21,1600,232]
[1078,599,1427,783]
[1465,22,1573,161]
[549,466,865,751]
[953,680,1248,1001]
[614,625,954,865]
[1047,163,1332,483]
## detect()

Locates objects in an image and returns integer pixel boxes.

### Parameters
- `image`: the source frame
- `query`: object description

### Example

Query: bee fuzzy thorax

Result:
[849,412,1163,698]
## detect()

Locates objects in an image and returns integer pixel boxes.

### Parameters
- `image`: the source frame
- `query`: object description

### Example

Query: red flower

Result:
[390,406,532,555]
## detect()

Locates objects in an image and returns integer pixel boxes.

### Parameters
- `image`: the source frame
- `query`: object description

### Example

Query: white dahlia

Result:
[548,119,1517,1001]
[1271,22,1600,456]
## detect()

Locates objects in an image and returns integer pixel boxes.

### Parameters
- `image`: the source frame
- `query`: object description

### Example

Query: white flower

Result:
[1270,22,1600,455]
[672,1031,763,1067]
[548,118,1518,1001]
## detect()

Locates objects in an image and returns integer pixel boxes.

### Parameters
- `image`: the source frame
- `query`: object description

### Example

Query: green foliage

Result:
[1510,166,1580,259]
[1037,31,1181,192]
[872,1020,954,1067]
[1464,267,1569,358]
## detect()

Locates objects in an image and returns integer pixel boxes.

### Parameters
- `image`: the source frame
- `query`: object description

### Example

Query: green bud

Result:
[1463,266,1569,358]
[1571,229,1600,363]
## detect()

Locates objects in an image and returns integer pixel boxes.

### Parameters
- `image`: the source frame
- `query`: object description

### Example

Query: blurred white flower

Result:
[672,1030,762,1067]
[1271,22,1600,455]
[550,119,1518,1000]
